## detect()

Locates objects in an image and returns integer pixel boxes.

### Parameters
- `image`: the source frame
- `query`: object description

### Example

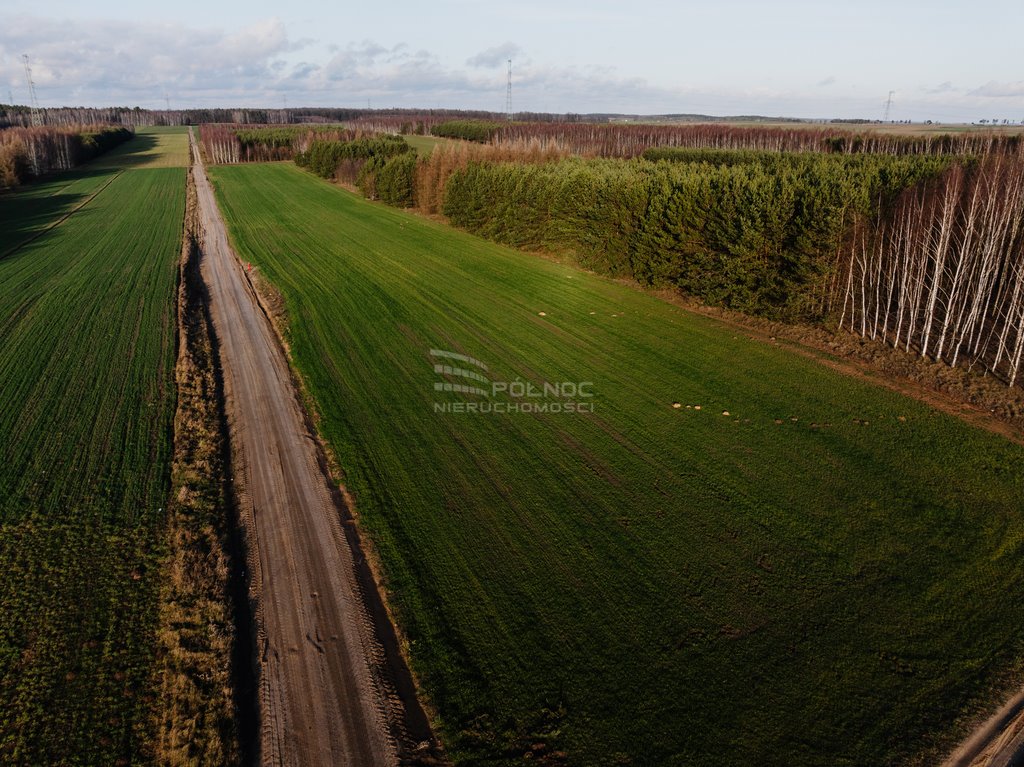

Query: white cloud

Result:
[466,42,521,69]
[1,14,1022,120]
[925,80,954,94]
[970,80,1024,98]
[0,16,303,105]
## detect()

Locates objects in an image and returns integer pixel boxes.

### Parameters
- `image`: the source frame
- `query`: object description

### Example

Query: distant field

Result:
[616,118,1024,136]
[211,162,1024,766]
[824,121,1024,136]
[403,134,456,155]
[0,150,183,760]
[92,125,191,169]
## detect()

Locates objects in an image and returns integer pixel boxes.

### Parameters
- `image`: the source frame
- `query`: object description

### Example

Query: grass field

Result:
[0,169,119,257]
[403,134,457,155]
[92,126,191,170]
[0,138,183,762]
[210,162,1024,766]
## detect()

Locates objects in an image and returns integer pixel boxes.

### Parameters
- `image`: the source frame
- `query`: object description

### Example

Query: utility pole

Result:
[883,90,895,122]
[505,59,513,121]
[22,54,42,126]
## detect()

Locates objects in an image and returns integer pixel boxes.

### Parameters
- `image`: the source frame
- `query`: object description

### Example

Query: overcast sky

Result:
[1,0,1022,121]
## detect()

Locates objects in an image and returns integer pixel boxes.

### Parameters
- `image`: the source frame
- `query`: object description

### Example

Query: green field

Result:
[210,162,1024,765]
[92,125,191,170]
[403,134,457,155]
[0,141,183,762]
[0,169,119,257]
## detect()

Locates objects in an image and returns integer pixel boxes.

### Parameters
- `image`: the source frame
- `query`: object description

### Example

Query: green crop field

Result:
[0,140,184,762]
[403,134,456,155]
[209,162,1024,766]
[92,126,191,170]
[0,169,119,257]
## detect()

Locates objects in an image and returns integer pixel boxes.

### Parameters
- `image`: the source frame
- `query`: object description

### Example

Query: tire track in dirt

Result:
[189,130,402,766]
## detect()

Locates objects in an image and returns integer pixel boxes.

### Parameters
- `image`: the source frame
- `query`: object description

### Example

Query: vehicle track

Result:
[944,688,1024,767]
[0,170,122,260]
[189,131,399,766]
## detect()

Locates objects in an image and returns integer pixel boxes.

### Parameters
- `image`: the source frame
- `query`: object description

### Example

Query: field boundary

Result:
[333,189,1024,446]
[236,242,448,767]
[658,295,1024,447]
[326,182,1024,447]
[198,137,444,764]
[0,170,122,261]
[944,688,1024,767]
[481,236,1024,446]
[152,165,254,765]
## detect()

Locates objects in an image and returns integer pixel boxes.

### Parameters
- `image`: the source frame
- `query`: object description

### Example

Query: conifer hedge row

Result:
[441,152,951,319]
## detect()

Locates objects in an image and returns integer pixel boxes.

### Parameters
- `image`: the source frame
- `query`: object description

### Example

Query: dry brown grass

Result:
[150,170,240,766]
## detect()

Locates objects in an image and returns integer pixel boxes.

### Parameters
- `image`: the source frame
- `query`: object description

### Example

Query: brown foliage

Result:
[0,139,29,187]
[151,170,240,766]
[489,122,1024,158]
[413,139,571,214]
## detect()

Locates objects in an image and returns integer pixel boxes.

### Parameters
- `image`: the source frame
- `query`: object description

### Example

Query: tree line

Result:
[435,149,1024,385]
[0,126,133,187]
[430,121,503,142]
[199,125,357,163]
[838,155,1024,386]
[492,123,1022,158]
[291,136,1024,386]
[193,120,1024,387]
[294,135,415,204]
[1,106,558,131]
[345,117,1021,159]
[438,153,948,317]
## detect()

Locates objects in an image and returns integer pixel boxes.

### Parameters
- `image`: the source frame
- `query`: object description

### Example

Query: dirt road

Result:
[189,132,400,766]
[944,689,1024,767]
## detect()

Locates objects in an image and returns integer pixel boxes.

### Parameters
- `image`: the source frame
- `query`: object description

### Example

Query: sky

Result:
[1,0,1022,122]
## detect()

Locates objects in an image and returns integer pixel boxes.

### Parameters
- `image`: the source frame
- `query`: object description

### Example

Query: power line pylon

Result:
[883,90,895,122]
[22,55,42,126]
[506,59,513,121]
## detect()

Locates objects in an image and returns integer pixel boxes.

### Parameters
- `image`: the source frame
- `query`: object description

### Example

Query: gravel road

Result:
[190,131,398,766]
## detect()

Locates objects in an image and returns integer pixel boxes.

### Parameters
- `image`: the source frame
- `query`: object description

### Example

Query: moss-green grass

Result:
[0,153,183,762]
[210,161,1024,766]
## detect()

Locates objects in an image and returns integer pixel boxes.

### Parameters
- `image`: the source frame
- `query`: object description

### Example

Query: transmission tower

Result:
[883,90,895,122]
[505,59,513,121]
[22,55,42,126]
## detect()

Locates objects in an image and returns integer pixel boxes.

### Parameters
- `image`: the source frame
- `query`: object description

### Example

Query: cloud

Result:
[466,43,521,69]
[2,14,1020,121]
[0,18,812,115]
[970,80,1024,98]
[0,15,304,105]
